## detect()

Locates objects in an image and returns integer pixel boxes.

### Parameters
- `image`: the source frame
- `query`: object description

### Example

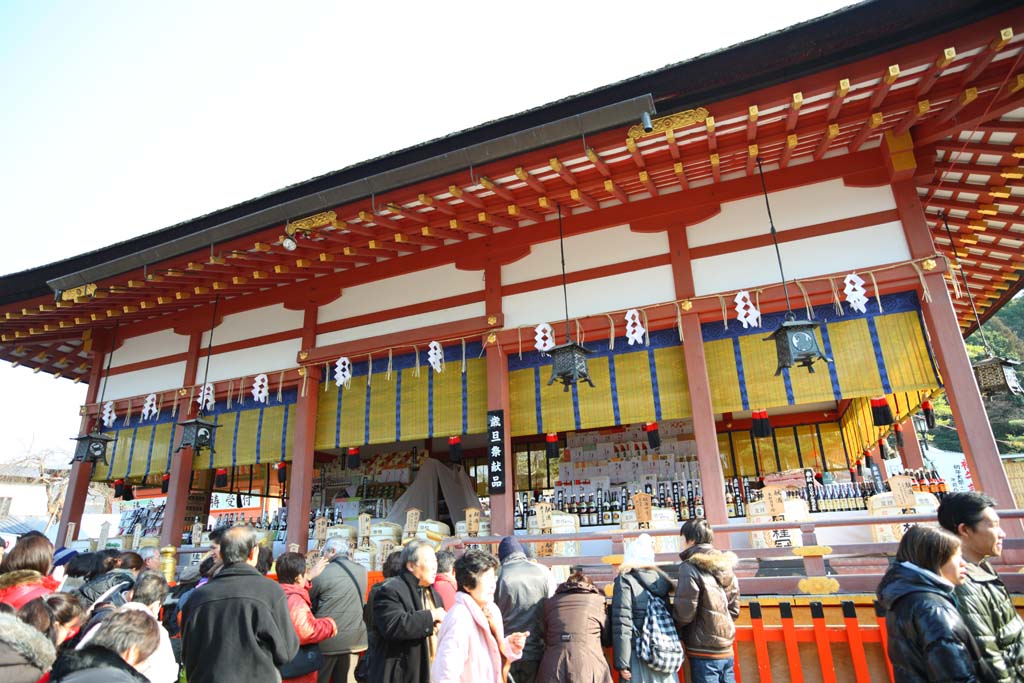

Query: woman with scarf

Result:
[431,549,528,683]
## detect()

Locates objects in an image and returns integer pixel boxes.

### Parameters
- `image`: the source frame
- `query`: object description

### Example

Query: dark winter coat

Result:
[537,580,612,683]
[180,562,299,683]
[74,569,135,608]
[310,555,368,654]
[368,569,441,683]
[955,560,1024,683]
[494,552,550,662]
[50,644,149,683]
[0,569,61,609]
[876,562,997,683]
[0,612,57,683]
[610,565,674,673]
[674,544,740,658]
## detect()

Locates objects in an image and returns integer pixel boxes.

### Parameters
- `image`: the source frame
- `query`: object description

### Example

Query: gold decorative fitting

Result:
[298,350,309,360]
[487,315,498,325]
[297,367,307,377]
[922,259,937,271]
[288,210,338,235]
[61,283,97,302]
[486,333,497,344]
[628,107,710,139]
[178,388,188,397]
[680,300,693,311]
[798,576,841,594]
[792,545,833,557]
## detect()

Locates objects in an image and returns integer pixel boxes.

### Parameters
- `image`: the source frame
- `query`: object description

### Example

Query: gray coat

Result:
[494,552,551,662]
[310,555,368,654]
[0,613,56,683]
[610,565,674,673]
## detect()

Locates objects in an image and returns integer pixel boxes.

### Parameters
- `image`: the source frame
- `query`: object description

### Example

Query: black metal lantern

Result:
[764,317,831,375]
[547,341,595,391]
[71,430,114,465]
[973,356,1023,396]
[176,415,220,455]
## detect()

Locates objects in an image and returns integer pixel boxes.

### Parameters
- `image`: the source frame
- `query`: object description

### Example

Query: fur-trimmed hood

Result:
[680,544,738,587]
[50,644,149,683]
[0,612,57,672]
[0,569,45,591]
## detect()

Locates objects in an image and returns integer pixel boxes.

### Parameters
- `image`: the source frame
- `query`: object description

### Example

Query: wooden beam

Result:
[826,79,849,121]
[868,64,900,109]
[915,47,956,98]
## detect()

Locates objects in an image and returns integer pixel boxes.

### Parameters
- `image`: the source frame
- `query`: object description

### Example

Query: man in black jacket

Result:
[368,540,446,683]
[311,536,368,683]
[180,525,299,683]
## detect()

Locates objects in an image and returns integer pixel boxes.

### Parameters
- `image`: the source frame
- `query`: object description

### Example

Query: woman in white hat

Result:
[610,533,678,683]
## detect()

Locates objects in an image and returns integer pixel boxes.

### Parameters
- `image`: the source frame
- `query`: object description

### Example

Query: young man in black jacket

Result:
[180,525,299,683]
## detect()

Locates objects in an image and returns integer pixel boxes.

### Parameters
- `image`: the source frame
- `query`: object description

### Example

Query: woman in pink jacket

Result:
[431,549,528,683]
[276,552,338,683]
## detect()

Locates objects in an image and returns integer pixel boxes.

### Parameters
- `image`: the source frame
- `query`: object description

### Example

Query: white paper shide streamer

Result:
[427,341,445,373]
[251,374,270,403]
[334,357,352,388]
[733,290,761,329]
[196,383,215,412]
[101,400,117,428]
[624,309,646,345]
[534,323,555,353]
[141,393,158,421]
[843,272,868,313]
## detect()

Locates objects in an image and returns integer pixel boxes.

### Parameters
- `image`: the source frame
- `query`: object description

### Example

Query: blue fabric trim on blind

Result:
[819,324,844,401]
[782,367,795,406]
[647,348,663,421]
[280,403,290,462]
[866,316,893,395]
[533,366,543,433]
[255,406,265,465]
[732,337,750,412]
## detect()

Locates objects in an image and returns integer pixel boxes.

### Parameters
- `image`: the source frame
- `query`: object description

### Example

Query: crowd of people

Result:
[0,490,1021,683]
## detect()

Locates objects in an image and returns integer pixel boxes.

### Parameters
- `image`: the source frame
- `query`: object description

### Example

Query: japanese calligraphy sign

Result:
[632,492,652,525]
[404,508,422,537]
[487,410,507,494]
[314,516,329,546]
[534,501,553,531]
[464,507,481,536]
[358,513,371,545]
[889,475,916,508]
[763,486,786,517]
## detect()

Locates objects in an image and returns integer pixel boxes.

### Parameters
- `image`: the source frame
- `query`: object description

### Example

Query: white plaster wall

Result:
[503,265,676,329]
[101,361,187,399]
[195,339,302,382]
[690,222,911,296]
[318,265,484,324]
[202,303,305,347]
[0,483,48,517]
[315,302,486,347]
[112,329,189,368]
[502,224,669,286]
[686,179,896,248]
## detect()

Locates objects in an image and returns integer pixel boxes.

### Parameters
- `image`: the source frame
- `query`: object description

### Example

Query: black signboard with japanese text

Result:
[487,409,506,494]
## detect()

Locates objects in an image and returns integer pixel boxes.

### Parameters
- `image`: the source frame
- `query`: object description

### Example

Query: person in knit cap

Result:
[674,518,740,683]
[493,537,550,683]
[611,533,676,683]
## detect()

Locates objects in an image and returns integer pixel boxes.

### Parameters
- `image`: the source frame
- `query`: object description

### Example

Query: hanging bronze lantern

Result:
[71,430,114,465]
[972,356,1023,397]
[176,415,220,455]
[547,341,595,391]
[764,317,831,375]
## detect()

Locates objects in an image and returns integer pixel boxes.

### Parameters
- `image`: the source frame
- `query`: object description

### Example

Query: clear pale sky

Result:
[0,0,855,462]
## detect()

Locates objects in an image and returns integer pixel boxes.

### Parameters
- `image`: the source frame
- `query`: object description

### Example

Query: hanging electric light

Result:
[176,296,221,454]
[756,158,832,375]
[546,204,595,391]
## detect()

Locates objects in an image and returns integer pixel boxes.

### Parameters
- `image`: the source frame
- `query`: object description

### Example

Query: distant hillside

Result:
[930,294,1024,454]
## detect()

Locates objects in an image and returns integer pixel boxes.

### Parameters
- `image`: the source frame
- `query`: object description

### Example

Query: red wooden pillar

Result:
[287,305,320,551]
[668,227,729,536]
[160,332,203,547]
[57,357,105,545]
[899,418,925,470]
[892,179,1015,509]
[484,264,514,535]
